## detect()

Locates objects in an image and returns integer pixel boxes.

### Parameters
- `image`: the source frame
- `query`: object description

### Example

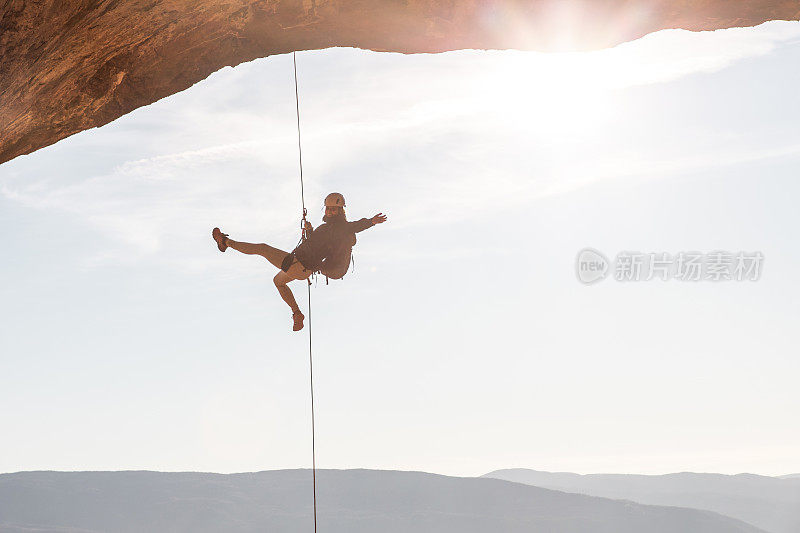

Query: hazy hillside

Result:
[0,469,766,533]
[484,469,800,533]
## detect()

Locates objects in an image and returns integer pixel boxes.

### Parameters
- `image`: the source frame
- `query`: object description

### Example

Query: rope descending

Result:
[292,50,317,533]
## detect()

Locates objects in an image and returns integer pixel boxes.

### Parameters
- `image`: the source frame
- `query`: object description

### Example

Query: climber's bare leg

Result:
[273,270,301,313]
[273,261,313,311]
[275,263,313,331]
[227,239,287,269]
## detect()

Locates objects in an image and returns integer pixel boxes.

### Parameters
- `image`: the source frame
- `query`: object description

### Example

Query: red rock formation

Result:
[1,0,798,165]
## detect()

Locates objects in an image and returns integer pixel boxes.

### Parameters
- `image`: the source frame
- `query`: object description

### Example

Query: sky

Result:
[1,21,799,477]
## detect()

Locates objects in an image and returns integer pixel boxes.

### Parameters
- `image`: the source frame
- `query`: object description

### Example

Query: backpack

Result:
[321,242,352,280]
[320,226,357,280]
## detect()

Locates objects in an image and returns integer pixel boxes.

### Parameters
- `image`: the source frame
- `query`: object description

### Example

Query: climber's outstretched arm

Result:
[351,213,387,233]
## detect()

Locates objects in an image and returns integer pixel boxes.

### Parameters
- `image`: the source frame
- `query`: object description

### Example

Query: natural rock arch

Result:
[1,0,798,165]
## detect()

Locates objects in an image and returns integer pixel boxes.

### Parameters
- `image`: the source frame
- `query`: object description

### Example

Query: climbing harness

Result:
[292,51,317,533]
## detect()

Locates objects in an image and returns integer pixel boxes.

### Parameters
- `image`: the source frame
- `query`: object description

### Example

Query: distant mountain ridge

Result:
[0,469,766,533]
[483,469,800,533]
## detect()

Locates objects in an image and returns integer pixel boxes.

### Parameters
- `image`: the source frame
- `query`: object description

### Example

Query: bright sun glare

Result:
[484,49,629,138]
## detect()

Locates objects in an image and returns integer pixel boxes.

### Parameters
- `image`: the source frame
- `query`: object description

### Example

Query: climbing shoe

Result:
[292,310,305,332]
[212,227,228,252]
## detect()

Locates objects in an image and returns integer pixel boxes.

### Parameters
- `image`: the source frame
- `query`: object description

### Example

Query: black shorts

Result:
[280,253,295,273]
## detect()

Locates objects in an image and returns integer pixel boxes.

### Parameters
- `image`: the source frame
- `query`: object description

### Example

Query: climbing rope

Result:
[292,51,317,533]
[305,280,316,533]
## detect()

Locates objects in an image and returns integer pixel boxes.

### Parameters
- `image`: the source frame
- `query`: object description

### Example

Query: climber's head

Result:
[323,192,346,222]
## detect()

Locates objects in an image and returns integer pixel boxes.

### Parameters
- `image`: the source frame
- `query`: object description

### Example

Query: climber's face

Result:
[325,205,342,217]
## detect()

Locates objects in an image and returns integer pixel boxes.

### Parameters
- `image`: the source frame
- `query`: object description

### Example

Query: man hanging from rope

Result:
[212,192,387,331]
